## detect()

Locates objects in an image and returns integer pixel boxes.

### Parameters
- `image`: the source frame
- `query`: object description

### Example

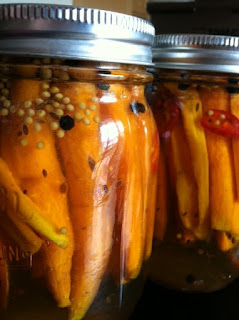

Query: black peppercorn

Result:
[97,83,110,91]
[130,101,146,114]
[178,83,190,91]
[226,87,239,94]
[60,115,75,131]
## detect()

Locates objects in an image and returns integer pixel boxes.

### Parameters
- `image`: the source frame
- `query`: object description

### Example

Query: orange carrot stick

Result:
[199,86,235,232]
[170,114,199,232]
[215,231,237,252]
[230,93,239,199]
[165,84,210,240]
[130,85,159,261]
[56,82,115,320]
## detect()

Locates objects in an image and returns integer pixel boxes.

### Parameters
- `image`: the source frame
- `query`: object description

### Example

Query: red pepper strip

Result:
[152,89,180,138]
[201,109,239,138]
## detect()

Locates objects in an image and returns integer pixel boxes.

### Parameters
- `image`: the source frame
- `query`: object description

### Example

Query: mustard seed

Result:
[35,98,44,106]
[74,112,82,121]
[34,123,42,132]
[37,109,46,118]
[42,91,51,98]
[36,141,45,149]
[28,109,35,117]
[55,93,63,100]
[62,97,70,104]
[55,109,64,116]
[60,227,68,234]
[0,108,9,116]
[24,101,32,108]
[78,102,86,110]
[17,108,25,116]
[50,86,60,94]
[89,105,96,111]
[93,116,100,123]
[50,121,59,130]
[45,104,53,112]
[3,100,10,108]
[66,104,74,111]
[53,101,60,108]
[83,118,90,125]
[84,109,91,116]
[24,117,33,125]
[42,83,50,90]
[56,129,65,138]
[91,97,98,103]
[20,138,28,146]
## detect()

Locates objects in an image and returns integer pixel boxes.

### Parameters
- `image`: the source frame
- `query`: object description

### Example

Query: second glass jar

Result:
[148,34,239,293]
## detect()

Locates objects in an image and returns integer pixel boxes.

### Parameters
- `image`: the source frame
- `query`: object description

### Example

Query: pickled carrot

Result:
[199,86,235,232]
[56,83,114,320]
[169,113,199,232]
[0,79,73,308]
[167,84,210,240]
[215,231,236,251]
[130,85,159,261]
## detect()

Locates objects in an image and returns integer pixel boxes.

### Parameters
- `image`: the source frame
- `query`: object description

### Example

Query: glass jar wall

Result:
[148,34,239,293]
[0,4,157,320]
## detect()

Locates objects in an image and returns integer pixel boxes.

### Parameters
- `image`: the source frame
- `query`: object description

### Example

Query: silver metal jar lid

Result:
[152,34,239,74]
[0,3,155,66]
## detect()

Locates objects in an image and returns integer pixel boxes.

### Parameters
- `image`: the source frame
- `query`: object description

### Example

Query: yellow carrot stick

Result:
[0,211,42,255]
[168,84,210,240]
[0,79,73,308]
[170,115,199,232]
[56,83,115,320]
[215,231,236,252]
[199,86,235,232]
[0,157,68,248]
[0,185,42,254]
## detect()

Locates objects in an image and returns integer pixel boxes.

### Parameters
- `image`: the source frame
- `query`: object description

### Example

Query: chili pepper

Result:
[200,109,239,138]
[152,87,180,137]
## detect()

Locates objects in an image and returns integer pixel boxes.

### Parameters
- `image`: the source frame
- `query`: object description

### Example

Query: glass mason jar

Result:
[0,4,158,320]
[148,34,239,293]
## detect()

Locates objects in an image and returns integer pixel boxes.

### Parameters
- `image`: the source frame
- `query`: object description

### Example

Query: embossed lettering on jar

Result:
[0,4,157,320]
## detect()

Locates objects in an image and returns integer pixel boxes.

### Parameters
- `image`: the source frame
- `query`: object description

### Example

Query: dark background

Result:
[130,279,239,320]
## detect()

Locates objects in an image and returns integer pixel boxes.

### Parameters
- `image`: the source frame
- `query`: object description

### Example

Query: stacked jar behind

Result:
[0,4,158,320]
[148,34,239,293]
